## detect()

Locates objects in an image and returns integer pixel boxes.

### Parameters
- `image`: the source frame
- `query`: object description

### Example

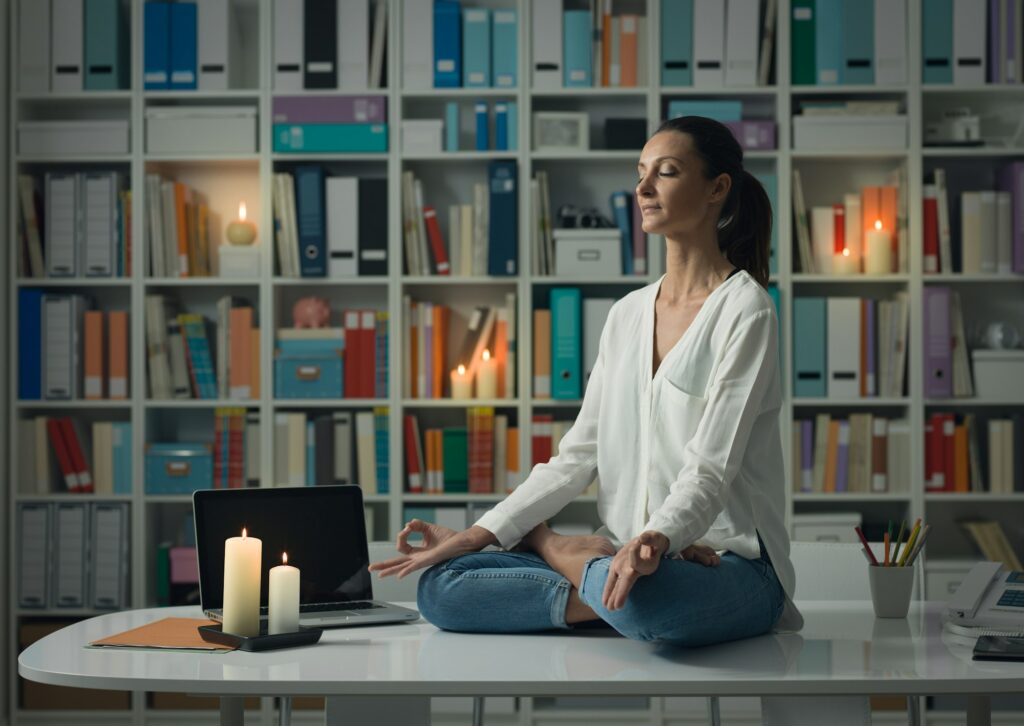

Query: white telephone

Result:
[943,561,1024,636]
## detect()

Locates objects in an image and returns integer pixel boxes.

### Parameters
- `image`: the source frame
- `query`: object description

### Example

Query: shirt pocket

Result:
[652,379,708,472]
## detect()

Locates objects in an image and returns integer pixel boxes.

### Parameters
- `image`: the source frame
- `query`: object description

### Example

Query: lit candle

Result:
[451,364,472,399]
[222,528,262,637]
[865,220,892,275]
[268,552,300,635]
[833,247,860,275]
[476,349,498,399]
[226,202,257,245]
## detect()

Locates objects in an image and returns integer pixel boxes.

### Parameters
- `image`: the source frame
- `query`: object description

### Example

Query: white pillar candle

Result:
[865,220,892,275]
[833,248,859,275]
[475,350,498,399]
[223,528,262,637]
[268,552,300,635]
[451,365,472,399]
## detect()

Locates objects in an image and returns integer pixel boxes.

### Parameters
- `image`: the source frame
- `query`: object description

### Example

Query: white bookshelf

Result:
[7,0,1024,724]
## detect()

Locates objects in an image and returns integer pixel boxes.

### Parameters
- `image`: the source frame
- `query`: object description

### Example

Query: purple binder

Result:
[998,161,1024,273]
[272,95,387,125]
[801,420,814,492]
[723,121,777,150]
[923,286,952,398]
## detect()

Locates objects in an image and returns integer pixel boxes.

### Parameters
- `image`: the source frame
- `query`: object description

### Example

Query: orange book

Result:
[880,186,899,272]
[173,182,190,277]
[432,304,447,399]
[108,311,128,399]
[619,15,638,87]
[954,424,969,492]
[228,307,253,399]
[493,313,508,399]
[250,328,261,399]
[861,186,881,251]
[824,419,841,493]
[533,309,552,399]
[84,311,105,399]
[506,426,520,492]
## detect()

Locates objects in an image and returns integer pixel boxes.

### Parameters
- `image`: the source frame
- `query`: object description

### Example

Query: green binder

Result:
[791,0,817,85]
[442,427,469,493]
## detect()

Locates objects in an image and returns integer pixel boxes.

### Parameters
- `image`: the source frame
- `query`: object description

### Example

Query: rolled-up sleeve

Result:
[645,309,777,553]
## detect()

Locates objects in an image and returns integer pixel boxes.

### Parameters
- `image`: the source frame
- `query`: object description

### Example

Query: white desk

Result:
[18,601,1024,726]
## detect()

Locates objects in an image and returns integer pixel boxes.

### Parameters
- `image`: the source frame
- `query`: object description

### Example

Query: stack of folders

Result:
[16,172,130,279]
[273,410,389,495]
[531,414,600,498]
[17,501,130,611]
[921,287,974,399]
[921,0,1024,85]
[925,412,1024,494]
[272,96,388,154]
[401,162,517,277]
[792,415,910,494]
[143,0,250,90]
[17,417,132,496]
[924,164,1024,274]
[533,291,616,401]
[143,174,214,278]
[401,0,517,89]
[273,0,388,90]
[792,295,910,399]
[666,100,777,151]
[272,165,388,278]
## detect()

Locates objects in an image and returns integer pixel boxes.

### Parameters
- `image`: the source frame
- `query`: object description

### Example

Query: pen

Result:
[891,520,907,563]
[884,531,890,566]
[898,518,922,567]
[905,524,932,567]
[855,526,879,565]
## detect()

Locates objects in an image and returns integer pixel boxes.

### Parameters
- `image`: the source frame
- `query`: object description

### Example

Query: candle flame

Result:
[842,248,850,257]
[283,552,288,565]
[482,349,491,361]
[457,364,466,375]
[874,219,882,231]
[242,528,247,538]
[239,202,248,221]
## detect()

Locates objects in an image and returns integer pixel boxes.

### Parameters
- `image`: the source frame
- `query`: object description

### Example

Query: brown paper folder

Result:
[90,617,234,651]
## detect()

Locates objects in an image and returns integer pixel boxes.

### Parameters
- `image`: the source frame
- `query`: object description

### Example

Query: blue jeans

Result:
[417,538,786,648]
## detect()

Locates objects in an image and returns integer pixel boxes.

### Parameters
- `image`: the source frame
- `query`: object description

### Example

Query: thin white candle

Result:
[451,364,472,399]
[476,349,498,399]
[865,219,892,275]
[833,247,859,275]
[222,528,262,637]
[268,552,300,635]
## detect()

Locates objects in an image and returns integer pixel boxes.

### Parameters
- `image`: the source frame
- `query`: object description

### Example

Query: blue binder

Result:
[492,8,518,87]
[752,171,778,275]
[550,287,582,400]
[462,7,491,87]
[841,0,873,84]
[475,101,489,150]
[144,1,171,89]
[18,289,44,400]
[563,10,592,87]
[85,0,128,90]
[446,102,459,151]
[922,0,953,84]
[793,297,827,398]
[169,1,197,90]
[487,160,518,276]
[815,0,842,85]
[661,0,693,86]
[434,0,462,87]
[294,165,327,277]
[495,102,508,151]
[610,191,633,276]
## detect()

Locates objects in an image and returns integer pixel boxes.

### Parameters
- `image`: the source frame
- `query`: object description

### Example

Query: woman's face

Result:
[635,131,730,239]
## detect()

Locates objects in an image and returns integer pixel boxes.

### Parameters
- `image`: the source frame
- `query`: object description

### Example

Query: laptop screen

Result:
[193,486,372,610]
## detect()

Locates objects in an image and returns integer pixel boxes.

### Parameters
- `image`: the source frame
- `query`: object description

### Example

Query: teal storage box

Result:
[273,123,388,153]
[275,351,344,399]
[145,443,213,494]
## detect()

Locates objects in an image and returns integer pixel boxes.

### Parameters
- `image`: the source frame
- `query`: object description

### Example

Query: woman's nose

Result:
[636,174,654,196]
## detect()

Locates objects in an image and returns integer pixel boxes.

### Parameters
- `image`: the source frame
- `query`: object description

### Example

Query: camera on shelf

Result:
[924,107,982,146]
[557,204,615,229]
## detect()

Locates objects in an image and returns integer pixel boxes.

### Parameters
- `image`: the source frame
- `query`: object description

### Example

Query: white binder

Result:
[874,0,907,85]
[402,0,434,90]
[531,0,562,90]
[338,0,370,89]
[82,171,118,277]
[45,172,79,277]
[725,0,760,86]
[53,502,89,608]
[18,0,51,92]
[693,0,726,87]
[583,298,615,386]
[274,0,304,90]
[42,294,84,400]
[90,503,129,609]
[198,0,241,90]
[18,503,51,608]
[952,0,986,85]
[827,297,861,398]
[326,177,359,277]
[810,206,834,275]
[51,0,83,91]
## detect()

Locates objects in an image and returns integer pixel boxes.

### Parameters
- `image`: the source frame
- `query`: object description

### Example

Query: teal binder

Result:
[793,297,827,398]
[551,288,582,400]
[446,102,459,151]
[563,10,592,87]
[492,8,518,87]
[815,0,842,85]
[661,0,693,86]
[922,0,953,84]
[273,124,388,153]
[752,171,778,276]
[462,7,491,87]
[85,0,128,90]
[841,0,873,84]
[667,100,742,122]
[791,0,816,85]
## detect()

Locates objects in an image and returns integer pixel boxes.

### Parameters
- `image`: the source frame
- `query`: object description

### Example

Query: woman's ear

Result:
[708,172,732,205]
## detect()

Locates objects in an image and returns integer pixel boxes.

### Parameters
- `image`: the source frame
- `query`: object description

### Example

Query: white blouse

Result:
[475,270,804,633]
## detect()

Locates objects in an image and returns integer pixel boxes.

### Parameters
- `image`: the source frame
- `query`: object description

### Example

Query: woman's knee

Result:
[416,562,458,628]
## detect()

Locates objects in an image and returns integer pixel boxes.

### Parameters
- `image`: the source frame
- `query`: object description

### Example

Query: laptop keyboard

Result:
[257,601,384,615]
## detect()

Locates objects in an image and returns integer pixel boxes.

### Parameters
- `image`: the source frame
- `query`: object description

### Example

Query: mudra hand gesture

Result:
[368,519,497,579]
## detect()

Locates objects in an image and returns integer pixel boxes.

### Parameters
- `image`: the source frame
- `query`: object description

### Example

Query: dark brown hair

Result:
[654,115,772,288]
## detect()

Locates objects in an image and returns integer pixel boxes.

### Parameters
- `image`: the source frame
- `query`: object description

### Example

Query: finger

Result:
[368,555,407,572]
[611,570,638,610]
[373,557,413,578]
[602,567,619,609]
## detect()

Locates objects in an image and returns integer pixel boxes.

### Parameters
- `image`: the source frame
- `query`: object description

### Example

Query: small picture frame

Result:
[532,112,590,152]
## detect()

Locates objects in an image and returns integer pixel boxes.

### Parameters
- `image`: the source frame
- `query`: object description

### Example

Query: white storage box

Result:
[218,244,261,278]
[18,120,130,156]
[792,114,908,150]
[554,229,622,277]
[971,349,1024,399]
[924,559,979,600]
[146,106,257,154]
[791,512,862,543]
[401,119,443,154]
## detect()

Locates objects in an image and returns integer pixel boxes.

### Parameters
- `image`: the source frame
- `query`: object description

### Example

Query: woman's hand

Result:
[679,543,721,567]
[602,531,671,611]
[368,521,497,580]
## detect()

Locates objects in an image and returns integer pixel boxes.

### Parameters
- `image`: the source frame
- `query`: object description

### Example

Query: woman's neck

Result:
[660,236,735,304]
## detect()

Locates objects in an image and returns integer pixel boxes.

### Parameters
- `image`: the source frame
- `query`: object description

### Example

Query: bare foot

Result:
[521,523,615,590]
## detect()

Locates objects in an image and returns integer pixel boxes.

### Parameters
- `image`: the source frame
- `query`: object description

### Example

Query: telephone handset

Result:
[943,561,1024,636]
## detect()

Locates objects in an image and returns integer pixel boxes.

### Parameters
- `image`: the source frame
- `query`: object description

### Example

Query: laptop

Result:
[193,486,420,628]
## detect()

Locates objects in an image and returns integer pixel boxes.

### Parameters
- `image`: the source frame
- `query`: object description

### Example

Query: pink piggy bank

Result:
[292,296,331,328]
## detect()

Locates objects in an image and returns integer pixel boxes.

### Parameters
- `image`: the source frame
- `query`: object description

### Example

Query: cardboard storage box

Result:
[146,106,257,154]
[554,230,622,277]
[18,120,130,156]
[791,512,862,543]
[792,115,907,149]
[971,349,1024,399]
